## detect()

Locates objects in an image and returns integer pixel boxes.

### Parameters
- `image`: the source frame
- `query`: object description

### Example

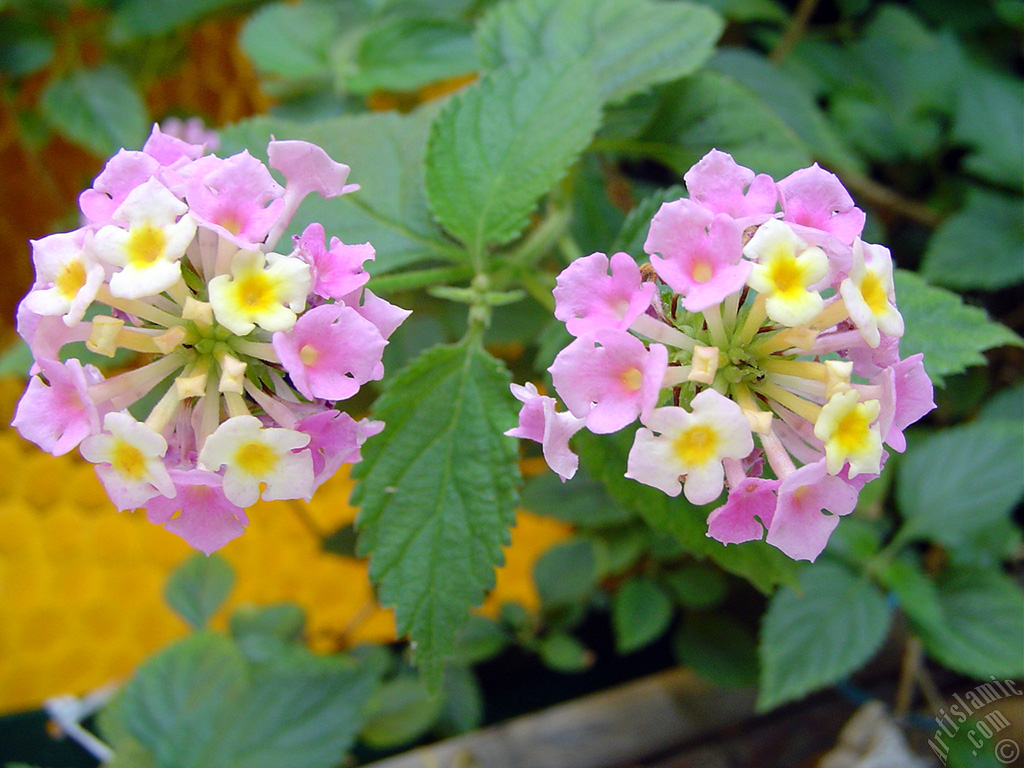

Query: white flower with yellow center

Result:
[626,389,753,504]
[23,230,105,326]
[92,178,197,299]
[198,415,314,507]
[839,239,904,348]
[813,389,882,477]
[744,219,828,326]
[79,412,176,510]
[208,249,312,336]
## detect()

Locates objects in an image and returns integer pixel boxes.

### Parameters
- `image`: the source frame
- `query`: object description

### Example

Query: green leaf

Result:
[451,614,508,665]
[164,553,234,629]
[120,633,249,768]
[537,632,593,672]
[109,0,254,37]
[952,64,1024,189]
[438,665,484,735]
[219,106,458,274]
[534,538,599,609]
[636,71,812,180]
[758,562,892,711]
[353,339,519,685]
[39,64,148,157]
[519,470,633,527]
[347,17,477,94]
[917,568,1024,678]
[360,675,443,750]
[476,0,723,104]
[589,524,646,577]
[241,2,341,80]
[662,563,728,610]
[673,613,758,686]
[709,48,864,173]
[229,603,306,663]
[877,558,944,634]
[120,632,378,768]
[920,188,1024,290]
[0,339,32,377]
[201,652,379,768]
[612,577,674,653]
[896,420,1024,547]
[424,60,602,253]
[894,269,1022,386]
[978,383,1023,422]
[0,17,55,77]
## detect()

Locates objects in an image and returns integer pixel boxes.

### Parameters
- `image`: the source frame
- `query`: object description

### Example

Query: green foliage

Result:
[662,564,728,610]
[241,1,341,81]
[519,470,633,527]
[611,577,673,653]
[229,603,307,663]
[163,553,235,630]
[635,71,811,179]
[219,107,458,274]
[39,65,148,157]
[896,420,1024,547]
[920,188,1024,290]
[347,17,477,94]
[894,270,1022,386]
[424,61,602,254]
[117,632,378,768]
[360,675,443,749]
[534,538,599,609]
[476,0,724,104]
[758,562,892,710]
[673,613,758,687]
[916,568,1024,679]
[353,339,519,686]
[537,632,593,672]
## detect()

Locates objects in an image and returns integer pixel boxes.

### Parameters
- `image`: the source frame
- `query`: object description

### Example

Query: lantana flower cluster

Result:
[509,150,935,562]
[13,126,408,553]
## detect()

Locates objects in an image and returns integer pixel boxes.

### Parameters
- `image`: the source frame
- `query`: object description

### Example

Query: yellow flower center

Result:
[235,441,278,476]
[299,344,320,366]
[691,260,713,284]
[56,259,87,299]
[234,272,278,312]
[111,440,147,480]
[126,224,167,268]
[860,270,888,315]
[673,425,719,466]
[766,251,805,298]
[621,367,643,391]
[833,403,873,452]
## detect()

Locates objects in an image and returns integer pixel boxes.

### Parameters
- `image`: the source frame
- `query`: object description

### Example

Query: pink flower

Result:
[550,330,668,434]
[12,359,105,455]
[553,251,656,336]
[644,198,750,312]
[706,476,780,545]
[144,469,249,554]
[185,150,286,249]
[79,150,161,224]
[273,303,387,400]
[683,149,778,225]
[871,354,935,452]
[764,460,858,561]
[506,383,585,480]
[297,411,384,489]
[295,222,374,300]
[777,163,865,246]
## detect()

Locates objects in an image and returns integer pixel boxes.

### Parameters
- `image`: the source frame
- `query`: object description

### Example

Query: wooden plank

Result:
[363,669,756,768]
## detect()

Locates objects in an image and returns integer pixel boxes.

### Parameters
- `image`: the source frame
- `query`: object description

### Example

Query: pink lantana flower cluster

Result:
[508,150,935,562]
[13,125,409,553]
